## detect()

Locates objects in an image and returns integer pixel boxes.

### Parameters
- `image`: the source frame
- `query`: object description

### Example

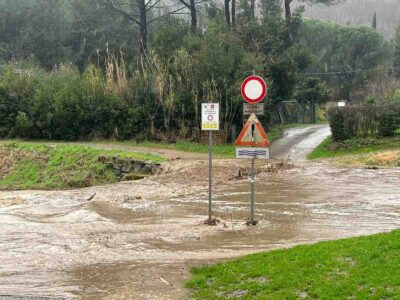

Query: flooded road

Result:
[1,125,400,299]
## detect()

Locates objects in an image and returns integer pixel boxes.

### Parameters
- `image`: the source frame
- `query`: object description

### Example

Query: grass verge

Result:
[0,142,163,190]
[308,136,400,162]
[186,230,400,299]
[127,123,308,158]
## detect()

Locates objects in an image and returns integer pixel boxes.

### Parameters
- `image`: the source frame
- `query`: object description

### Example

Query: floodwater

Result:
[1,125,400,299]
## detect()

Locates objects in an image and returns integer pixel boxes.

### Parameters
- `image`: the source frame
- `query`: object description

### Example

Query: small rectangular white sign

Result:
[243,103,264,116]
[236,147,270,159]
[202,103,220,131]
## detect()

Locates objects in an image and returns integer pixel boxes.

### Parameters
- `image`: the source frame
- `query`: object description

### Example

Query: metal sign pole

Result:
[250,120,256,224]
[250,157,255,224]
[208,131,213,224]
[202,103,219,225]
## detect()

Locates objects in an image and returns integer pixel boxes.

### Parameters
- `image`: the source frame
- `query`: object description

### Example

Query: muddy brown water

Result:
[1,125,400,299]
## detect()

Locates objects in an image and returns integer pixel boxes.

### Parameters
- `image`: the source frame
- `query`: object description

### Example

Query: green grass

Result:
[0,123,308,160]
[308,136,400,160]
[125,123,308,158]
[126,140,237,158]
[186,230,400,299]
[0,142,163,190]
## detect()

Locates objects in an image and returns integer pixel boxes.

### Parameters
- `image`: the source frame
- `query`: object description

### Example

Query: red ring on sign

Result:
[241,75,267,104]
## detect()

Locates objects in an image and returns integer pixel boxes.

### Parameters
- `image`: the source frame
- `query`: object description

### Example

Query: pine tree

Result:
[394,24,400,78]
[372,12,377,29]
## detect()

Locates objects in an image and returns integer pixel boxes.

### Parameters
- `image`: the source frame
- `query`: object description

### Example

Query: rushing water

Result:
[0,126,399,299]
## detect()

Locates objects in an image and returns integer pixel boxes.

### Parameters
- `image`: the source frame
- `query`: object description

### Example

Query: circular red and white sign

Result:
[241,75,267,104]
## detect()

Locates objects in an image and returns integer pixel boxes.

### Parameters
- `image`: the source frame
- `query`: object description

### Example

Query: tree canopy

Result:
[0,0,396,141]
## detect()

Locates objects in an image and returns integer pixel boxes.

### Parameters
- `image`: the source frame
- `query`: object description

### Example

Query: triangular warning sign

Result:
[235,113,270,147]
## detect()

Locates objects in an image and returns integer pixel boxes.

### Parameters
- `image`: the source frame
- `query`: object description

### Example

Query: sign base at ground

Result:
[236,147,270,159]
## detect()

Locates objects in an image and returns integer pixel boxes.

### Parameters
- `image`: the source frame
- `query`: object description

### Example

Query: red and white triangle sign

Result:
[235,113,270,147]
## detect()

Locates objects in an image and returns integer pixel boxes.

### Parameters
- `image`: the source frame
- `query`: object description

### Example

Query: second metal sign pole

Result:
[250,157,255,224]
[208,130,213,224]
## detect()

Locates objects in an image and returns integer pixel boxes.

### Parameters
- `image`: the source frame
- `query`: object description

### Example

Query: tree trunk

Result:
[231,0,236,30]
[312,102,316,124]
[284,0,292,21]
[190,0,197,33]
[138,0,147,63]
[225,0,231,28]
[250,0,255,18]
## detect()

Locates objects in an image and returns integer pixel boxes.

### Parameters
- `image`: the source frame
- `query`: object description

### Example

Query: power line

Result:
[304,66,400,76]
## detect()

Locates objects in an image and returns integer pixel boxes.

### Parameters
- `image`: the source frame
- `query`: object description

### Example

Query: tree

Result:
[0,0,71,69]
[394,23,400,78]
[225,0,231,28]
[299,19,391,99]
[0,1,32,62]
[101,0,204,64]
[372,12,377,29]
[295,77,330,123]
[151,16,189,59]
[68,0,138,71]
[261,0,282,18]
[176,0,198,33]
[231,0,236,30]
[285,0,343,22]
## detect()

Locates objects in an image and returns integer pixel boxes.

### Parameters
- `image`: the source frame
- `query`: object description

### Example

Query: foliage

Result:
[0,64,127,140]
[328,108,349,141]
[378,112,400,137]
[294,76,330,123]
[394,22,400,78]
[351,74,400,105]
[327,105,400,141]
[0,142,163,190]
[308,136,400,160]
[187,229,400,299]
[372,12,377,29]
[299,19,391,99]
[0,1,397,141]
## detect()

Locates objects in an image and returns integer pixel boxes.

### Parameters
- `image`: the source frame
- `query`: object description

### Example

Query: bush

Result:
[10,112,33,138]
[378,112,400,137]
[329,108,348,141]
[328,105,400,141]
[0,65,127,140]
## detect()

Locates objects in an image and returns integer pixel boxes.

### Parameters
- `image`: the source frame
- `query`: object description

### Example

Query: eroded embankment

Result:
[0,143,162,190]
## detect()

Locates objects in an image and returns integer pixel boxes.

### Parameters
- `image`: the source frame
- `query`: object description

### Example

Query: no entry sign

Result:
[241,75,267,104]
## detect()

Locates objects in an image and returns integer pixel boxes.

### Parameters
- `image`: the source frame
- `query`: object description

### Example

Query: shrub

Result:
[328,105,400,141]
[0,65,127,141]
[329,108,349,141]
[10,112,33,138]
[378,112,400,137]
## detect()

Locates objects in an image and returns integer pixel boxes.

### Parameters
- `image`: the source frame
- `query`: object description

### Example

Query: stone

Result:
[142,165,153,174]
[121,161,134,173]
[121,173,147,181]
[113,168,122,176]
[98,155,161,178]
[133,164,143,172]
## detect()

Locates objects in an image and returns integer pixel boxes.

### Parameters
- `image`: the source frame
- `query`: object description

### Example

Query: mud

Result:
[1,125,400,299]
